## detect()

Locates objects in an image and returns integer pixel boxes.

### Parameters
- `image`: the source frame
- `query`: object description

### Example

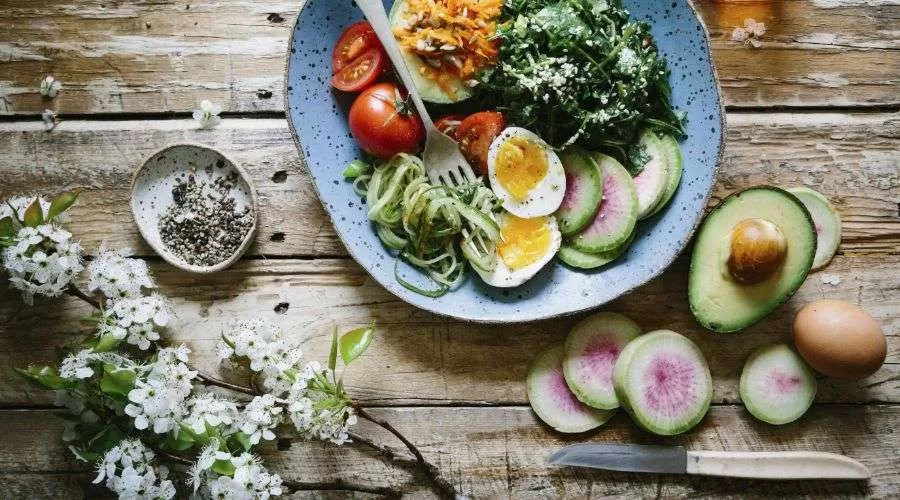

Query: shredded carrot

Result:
[392,0,501,98]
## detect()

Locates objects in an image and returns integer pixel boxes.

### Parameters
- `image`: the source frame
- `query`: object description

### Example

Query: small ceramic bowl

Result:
[131,143,258,273]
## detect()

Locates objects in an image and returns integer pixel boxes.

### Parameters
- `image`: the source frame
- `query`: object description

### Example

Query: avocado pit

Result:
[727,218,787,285]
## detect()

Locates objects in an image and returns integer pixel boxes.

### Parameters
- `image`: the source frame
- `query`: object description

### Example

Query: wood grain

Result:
[0,0,897,115]
[0,406,896,498]
[0,112,896,258]
[3,254,896,407]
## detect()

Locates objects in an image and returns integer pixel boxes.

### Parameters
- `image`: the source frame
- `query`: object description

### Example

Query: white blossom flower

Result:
[98,293,171,350]
[235,394,282,445]
[42,109,59,131]
[2,224,84,304]
[0,196,51,222]
[88,245,156,300]
[59,348,97,380]
[182,393,239,435]
[188,439,233,493]
[193,100,222,129]
[125,346,196,433]
[40,75,62,98]
[218,319,303,395]
[285,361,356,445]
[93,439,175,500]
[732,18,766,48]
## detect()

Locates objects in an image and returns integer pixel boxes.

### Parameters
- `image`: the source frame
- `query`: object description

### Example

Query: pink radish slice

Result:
[569,154,638,253]
[613,330,712,436]
[740,344,817,425]
[527,345,615,433]
[555,151,604,236]
[632,130,670,219]
[563,312,642,410]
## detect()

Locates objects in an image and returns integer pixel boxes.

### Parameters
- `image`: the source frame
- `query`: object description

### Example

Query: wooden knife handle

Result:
[686,451,870,480]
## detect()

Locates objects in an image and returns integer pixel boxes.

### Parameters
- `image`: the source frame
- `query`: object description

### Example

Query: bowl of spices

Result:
[131,143,258,273]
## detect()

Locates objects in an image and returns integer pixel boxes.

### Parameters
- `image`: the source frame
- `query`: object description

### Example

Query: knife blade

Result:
[549,444,870,480]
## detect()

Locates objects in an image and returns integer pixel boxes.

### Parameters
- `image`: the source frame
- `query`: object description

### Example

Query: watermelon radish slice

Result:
[632,130,670,220]
[613,330,712,436]
[740,344,817,425]
[527,345,615,433]
[787,187,841,270]
[568,154,638,253]
[647,134,683,217]
[563,312,642,410]
[558,231,634,270]
[556,150,604,236]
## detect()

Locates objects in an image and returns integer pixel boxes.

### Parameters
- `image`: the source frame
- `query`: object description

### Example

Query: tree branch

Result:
[348,431,417,465]
[353,405,456,499]
[281,479,402,498]
[195,371,258,396]
[65,284,101,309]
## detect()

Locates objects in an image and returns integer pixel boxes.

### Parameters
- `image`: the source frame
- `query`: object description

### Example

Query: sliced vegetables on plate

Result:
[568,154,638,254]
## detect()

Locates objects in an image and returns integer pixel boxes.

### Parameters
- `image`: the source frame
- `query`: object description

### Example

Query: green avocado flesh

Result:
[689,187,816,333]
[389,0,474,104]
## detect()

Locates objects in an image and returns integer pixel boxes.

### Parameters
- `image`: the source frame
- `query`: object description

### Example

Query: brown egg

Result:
[793,299,886,379]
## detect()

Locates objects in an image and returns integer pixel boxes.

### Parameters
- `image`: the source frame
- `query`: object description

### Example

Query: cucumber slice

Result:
[556,150,604,236]
[388,0,474,104]
[558,231,634,270]
[613,330,712,436]
[787,187,842,270]
[527,345,616,433]
[647,134,684,217]
[740,344,817,425]
[568,154,638,253]
[632,130,670,220]
[563,312,643,410]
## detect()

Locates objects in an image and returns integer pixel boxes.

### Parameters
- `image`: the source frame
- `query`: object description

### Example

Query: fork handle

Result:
[355,0,437,134]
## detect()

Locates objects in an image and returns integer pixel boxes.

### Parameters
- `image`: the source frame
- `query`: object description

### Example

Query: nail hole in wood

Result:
[274,302,290,314]
[270,232,285,242]
[272,170,288,183]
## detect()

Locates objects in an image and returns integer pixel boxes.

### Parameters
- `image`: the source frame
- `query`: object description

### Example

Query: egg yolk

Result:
[498,215,553,270]
[495,136,548,201]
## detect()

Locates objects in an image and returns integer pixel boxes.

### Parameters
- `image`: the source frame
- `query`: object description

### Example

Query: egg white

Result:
[474,212,562,288]
[487,127,566,218]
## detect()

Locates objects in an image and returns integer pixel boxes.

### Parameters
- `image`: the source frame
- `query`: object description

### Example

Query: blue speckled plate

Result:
[285,0,723,323]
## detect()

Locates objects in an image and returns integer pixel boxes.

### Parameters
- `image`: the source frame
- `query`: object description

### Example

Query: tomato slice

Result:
[332,21,379,74]
[331,47,386,92]
[435,114,466,140]
[456,112,506,176]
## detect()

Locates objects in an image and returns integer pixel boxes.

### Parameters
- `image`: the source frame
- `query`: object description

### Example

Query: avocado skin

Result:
[689,186,816,333]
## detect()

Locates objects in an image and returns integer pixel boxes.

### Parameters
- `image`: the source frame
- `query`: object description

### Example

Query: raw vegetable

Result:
[646,134,684,217]
[740,344,816,425]
[435,114,466,139]
[563,312,642,410]
[332,48,387,93]
[457,111,506,176]
[558,231,633,270]
[568,154,638,253]
[631,130,670,220]
[332,21,380,73]
[348,83,425,159]
[527,345,615,433]
[555,150,604,236]
[478,0,685,151]
[346,154,501,297]
[613,330,712,436]
[787,187,841,270]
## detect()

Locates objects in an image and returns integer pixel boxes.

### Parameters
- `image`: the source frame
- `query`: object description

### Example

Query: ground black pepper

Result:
[158,166,254,267]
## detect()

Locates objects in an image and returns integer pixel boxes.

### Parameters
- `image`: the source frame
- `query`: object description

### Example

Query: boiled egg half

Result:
[487,127,566,218]
[474,211,562,288]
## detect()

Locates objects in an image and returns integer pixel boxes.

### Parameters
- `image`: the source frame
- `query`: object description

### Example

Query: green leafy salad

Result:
[478,0,686,163]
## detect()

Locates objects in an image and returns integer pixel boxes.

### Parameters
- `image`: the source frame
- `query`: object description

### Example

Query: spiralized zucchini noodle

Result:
[346,154,501,297]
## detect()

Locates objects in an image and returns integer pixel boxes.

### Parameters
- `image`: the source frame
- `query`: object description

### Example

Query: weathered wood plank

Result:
[0,113,896,258]
[0,0,897,115]
[2,254,896,407]
[1,406,897,498]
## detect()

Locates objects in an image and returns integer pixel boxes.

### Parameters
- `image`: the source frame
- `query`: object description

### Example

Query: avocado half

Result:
[689,186,816,333]
[388,0,475,104]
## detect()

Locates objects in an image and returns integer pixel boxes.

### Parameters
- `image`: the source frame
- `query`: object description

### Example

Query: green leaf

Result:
[22,198,43,227]
[47,191,79,220]
[99,364,136,398]
[328,327,338,371]
[211,458,236,476]
[164,425,197,451]
[0,216,15,239]
[16,365,76,390]
[87,425,125,454]
[339,324,375,365]
[231,431,252,453]
[93,333,120,353]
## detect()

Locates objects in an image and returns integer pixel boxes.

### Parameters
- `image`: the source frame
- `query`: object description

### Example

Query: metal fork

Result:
[355,0,477,188]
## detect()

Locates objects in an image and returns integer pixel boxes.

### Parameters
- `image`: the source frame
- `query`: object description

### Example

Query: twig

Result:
[159,450,193,466]
[195,371,258,396]
[65,284,101,309]
[281,479,401,498]
[348,431,417,465]
[353,405,456,499]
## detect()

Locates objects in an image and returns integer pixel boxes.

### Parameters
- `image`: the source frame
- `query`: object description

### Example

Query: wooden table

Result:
[1,1,897,498]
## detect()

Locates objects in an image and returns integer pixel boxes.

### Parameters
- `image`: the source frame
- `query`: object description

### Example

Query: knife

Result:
[549,444,870,480]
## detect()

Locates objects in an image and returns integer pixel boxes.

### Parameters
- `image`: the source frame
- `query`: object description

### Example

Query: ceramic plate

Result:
[285,0,723,323]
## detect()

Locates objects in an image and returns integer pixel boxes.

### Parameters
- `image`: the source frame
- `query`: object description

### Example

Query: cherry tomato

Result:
[435,114,466,140]
[349,83,425,159]
[331,47,386,92]
[332,21,379,74]
[456,111,506,176]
